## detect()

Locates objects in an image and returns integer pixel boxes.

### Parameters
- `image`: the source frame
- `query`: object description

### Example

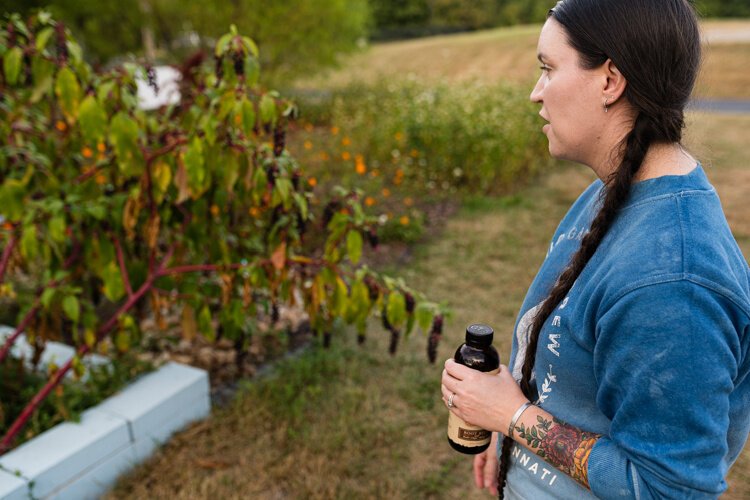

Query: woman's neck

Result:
[633,142,697,181]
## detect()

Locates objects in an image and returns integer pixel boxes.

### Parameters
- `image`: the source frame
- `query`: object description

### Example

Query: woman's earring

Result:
[604,96,611,113]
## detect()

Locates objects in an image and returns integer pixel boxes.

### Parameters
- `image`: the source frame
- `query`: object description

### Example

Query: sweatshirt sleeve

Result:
[587,280,741,499]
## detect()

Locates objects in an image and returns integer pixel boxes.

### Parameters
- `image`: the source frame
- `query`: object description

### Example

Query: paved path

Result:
[689,99,750,114]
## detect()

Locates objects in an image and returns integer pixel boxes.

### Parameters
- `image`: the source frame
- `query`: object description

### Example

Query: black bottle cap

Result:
[466,324,494,347]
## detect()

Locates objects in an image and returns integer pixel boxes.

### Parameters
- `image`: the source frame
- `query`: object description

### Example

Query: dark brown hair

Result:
[497,0,701,497]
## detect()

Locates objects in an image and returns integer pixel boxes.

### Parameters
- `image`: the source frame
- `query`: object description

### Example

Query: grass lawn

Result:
[301,20,750,100]
[108,111,750,498]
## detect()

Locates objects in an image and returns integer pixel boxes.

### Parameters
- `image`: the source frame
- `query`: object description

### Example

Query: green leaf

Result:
[3,47,23,86]
[275,178,292,207]
[198,305,215,341]
[48,215,65,243]
[109,112,143,176]
[241,36,259,57]
[0,179,26,221]
[386,292,407,329]
[215,33,233,57]
[294,193,308,220]
[184,137,206,195]
[30,56,55,103]
[62,295,80,323]
[332,276,349,317]
[41,287,56,309]
[20,224,38,260]
[79,95,107,144]
[55,67,82,121]
[259,94,276,126]
[346,230,363,265]
[416,303,433,331]
[240,98,255,136]
[101,260,125,302]
[223,153,239,191]
[35,27,55,51]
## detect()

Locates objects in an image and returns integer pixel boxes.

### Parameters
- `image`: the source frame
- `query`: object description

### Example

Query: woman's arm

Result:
[441,362,599,489]
[511,405,601,489]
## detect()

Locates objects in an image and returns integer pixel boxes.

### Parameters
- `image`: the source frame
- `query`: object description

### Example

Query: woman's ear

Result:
[602,58,627,105]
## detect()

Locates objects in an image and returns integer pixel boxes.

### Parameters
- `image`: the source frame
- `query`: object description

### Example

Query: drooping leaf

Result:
[78,95,107,144]
[386,291,407,329]
[62,295,80,323]
[55,67,82,121]
[109,112,143,176]
[259,94,276,126]
[3,47,23,86]
[184,137,206,195]
[346,230,363,265]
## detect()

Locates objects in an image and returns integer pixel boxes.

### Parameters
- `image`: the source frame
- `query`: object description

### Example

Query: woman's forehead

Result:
[537,18,572,63]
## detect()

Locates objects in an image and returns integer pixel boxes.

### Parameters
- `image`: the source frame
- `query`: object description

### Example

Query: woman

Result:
[440,0,750,498]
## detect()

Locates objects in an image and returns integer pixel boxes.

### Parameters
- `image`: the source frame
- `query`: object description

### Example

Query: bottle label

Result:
[447,367,500,448]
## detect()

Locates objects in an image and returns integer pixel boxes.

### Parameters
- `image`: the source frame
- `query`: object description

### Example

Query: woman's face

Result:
[530,19,607,165]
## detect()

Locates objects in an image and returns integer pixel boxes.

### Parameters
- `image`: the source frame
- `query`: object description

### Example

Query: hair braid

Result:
[496,113,655,498]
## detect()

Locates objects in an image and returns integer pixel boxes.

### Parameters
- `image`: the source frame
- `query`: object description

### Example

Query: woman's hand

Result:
[441,359,528,433]
[473,432,499,496]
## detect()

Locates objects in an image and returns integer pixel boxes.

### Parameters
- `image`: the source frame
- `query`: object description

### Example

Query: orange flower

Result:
[355,161,367,175]
[342,136,351,146]
[95,173,107,185]
[249,207,261,217]
[55,120,67,132]
[304,140,313,150]
[394,131,403,142]
[97,142,106,153]
[210,205,220,217]
[382,188,391,198]
[308,177,318,187]
[399,215,410,226]
[410,149,419,158]
[2,222,14,231]
[331,126,340,135]
[342,151,351,161]
[81,146,93,158]
[365,196,376,207]
[404,197,414,207]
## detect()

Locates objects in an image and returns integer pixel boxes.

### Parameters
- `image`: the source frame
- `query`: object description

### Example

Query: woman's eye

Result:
[539,65,550,72]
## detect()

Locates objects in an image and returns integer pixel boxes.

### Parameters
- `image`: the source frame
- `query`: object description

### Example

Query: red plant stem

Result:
[0,234,18,284]
[112,236,133,297]
[144,137,187,163]
[0,247,173,454]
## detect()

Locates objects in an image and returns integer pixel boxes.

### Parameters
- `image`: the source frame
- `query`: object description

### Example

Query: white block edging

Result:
[0,360,210,499]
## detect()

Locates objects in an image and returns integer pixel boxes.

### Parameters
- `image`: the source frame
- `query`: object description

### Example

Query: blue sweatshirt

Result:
[502,165,750,499]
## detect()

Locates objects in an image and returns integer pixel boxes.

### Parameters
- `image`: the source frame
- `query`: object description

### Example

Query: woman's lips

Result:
[542,124,550,133]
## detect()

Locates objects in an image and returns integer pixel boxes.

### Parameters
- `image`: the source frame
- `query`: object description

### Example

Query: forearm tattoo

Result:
[515,415,601,488]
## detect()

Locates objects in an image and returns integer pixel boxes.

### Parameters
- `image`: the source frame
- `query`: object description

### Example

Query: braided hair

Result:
[496,1,701,497]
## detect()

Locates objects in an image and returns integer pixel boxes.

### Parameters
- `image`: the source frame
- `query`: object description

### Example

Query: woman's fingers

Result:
[484,456,499,495]
[473,452,488,488]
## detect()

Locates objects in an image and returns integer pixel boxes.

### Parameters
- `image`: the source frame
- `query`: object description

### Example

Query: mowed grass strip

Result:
[108,113,750,499]
[303,21,750,100]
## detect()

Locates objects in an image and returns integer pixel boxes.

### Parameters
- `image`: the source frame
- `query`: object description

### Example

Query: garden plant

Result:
[0,12,447,454]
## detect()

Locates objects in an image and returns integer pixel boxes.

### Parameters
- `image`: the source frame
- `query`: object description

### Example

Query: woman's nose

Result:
[529,75,544,103]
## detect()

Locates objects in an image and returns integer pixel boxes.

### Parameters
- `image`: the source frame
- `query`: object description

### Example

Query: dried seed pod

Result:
[389,327,400,355]
[273,124,285,157]
[404,292,415,314]
[323,331,332,348]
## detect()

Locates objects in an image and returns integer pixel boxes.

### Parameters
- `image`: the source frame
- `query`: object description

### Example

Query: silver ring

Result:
[447,393,456,409]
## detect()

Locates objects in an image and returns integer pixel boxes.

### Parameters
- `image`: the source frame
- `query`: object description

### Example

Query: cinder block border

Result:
[0,332,210,500]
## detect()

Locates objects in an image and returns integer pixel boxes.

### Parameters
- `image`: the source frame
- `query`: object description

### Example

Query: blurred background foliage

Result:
[1,0,747,84]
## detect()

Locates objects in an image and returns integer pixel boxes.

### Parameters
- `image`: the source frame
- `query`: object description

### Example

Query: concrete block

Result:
[0,469,28,500]
[96,362,210,445]
[0,409,130,499]
[44,444,137,500]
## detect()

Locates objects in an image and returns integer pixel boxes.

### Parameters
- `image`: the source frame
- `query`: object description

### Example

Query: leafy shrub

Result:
[0,12,443,453]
